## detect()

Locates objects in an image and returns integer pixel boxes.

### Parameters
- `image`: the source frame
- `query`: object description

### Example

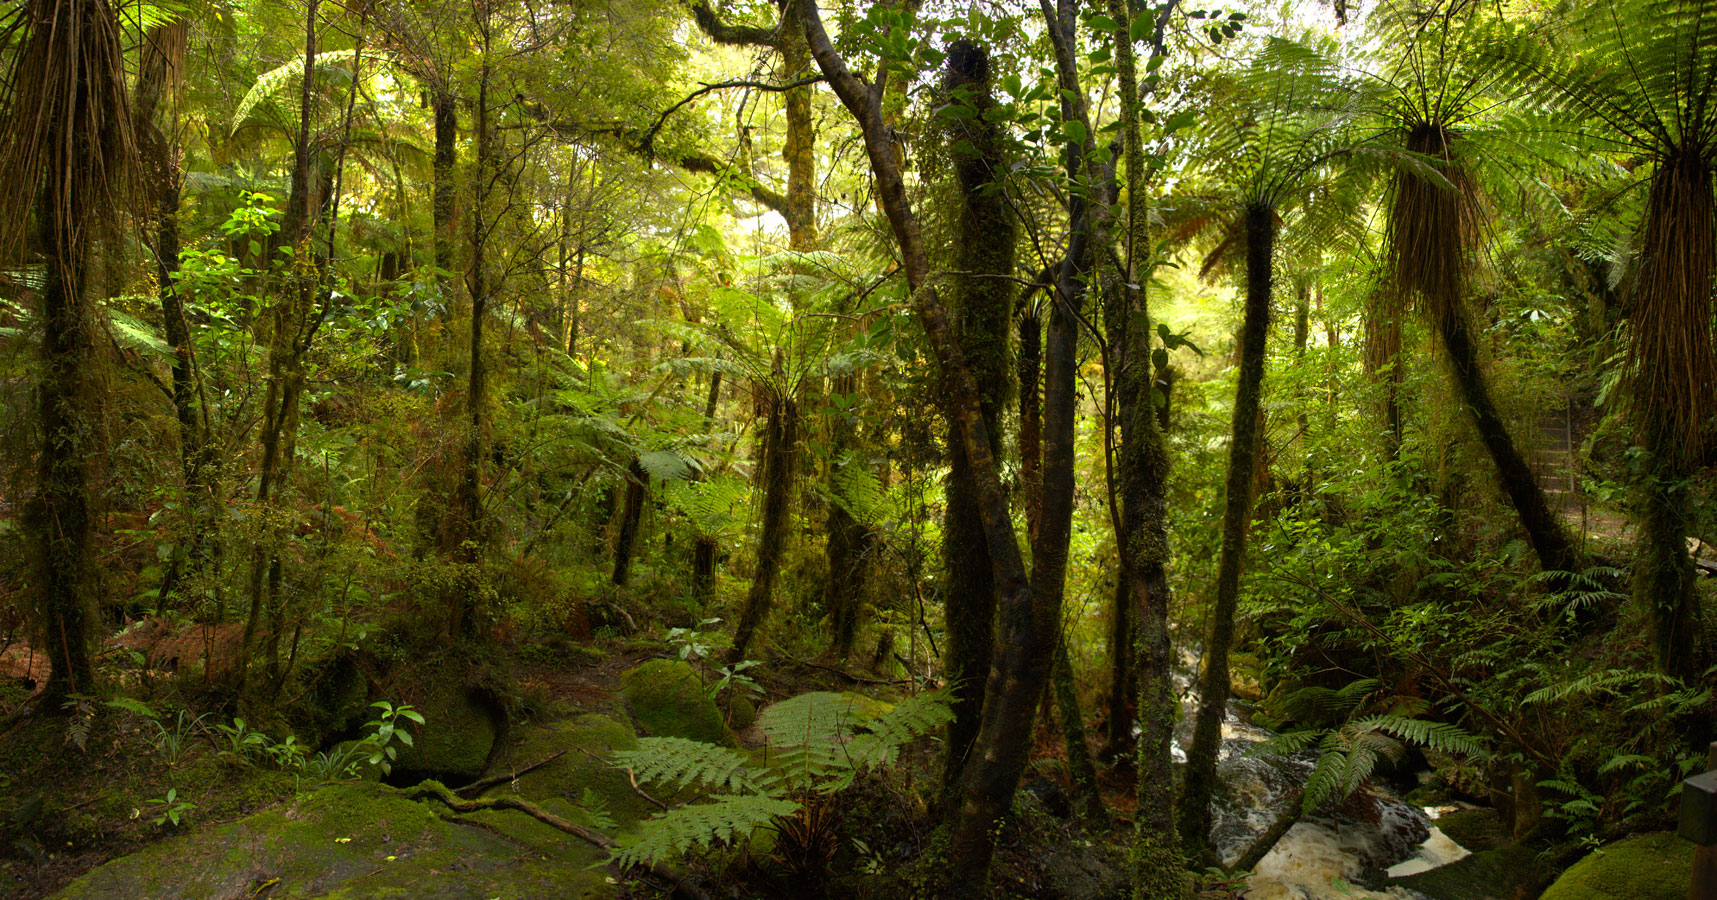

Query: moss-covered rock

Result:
[1433,808,1513,853]
[483,714,652,831]
[49,781,615,900]
[619,658,730,746]
[392,671,501,784]
[1389,844,1544,900]
[1539,833,1694,900]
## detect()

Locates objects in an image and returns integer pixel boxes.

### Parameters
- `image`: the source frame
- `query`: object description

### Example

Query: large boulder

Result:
[392,671,502,784]
[1539,833,1694,900]
[49,781,613,900]
[619,658,731,746]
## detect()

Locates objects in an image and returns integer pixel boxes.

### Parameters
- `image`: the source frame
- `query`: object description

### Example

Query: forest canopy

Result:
[0,0,1714,899]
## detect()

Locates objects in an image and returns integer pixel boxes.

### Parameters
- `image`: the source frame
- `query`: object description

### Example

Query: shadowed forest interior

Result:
[0,0,1715,898]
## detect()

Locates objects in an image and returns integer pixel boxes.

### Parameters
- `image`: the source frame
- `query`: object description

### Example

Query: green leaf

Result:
[1131,10,1155,42]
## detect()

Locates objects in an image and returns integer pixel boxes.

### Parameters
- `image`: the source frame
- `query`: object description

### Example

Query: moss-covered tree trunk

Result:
[824,375,873,659]
[939,38,1017,791]
[1018,305,1043,541]
[692,370,722,602]
[21,0,135,701]
[1050,637,1106,821]
[1179,201,1275,866]
[1102,4,1185,891]
[241,0,322,699]
[728,383,798,662]
[612,458,648,587]
[431,87,457,311]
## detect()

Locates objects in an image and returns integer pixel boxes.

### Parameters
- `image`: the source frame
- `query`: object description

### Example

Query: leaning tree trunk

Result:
[939,37,1017,792]
[1438,311,1580,575]
[728,383,798,663]
[1179,201,1276,866]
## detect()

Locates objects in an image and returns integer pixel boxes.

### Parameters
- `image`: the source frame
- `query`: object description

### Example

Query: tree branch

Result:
[684,0,778,47]
[641,75,824,154]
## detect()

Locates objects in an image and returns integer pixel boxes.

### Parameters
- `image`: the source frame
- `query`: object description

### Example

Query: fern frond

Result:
[1347,715,1486,757]
[608,793,799,869]
[614,737,771,795]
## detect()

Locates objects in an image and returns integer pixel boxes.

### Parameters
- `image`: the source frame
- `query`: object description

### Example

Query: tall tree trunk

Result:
[692,370,722,602]
[1018,305,1043,541]
[1364,285,1404,461]
[20,0,134,702]
[1179,201,1275,866]
[136,19,213,608]
[800,8,1041,893]
[241,0,321,699]
[1438,311,1579,574]
[779,2,817,251]
[1100,4,1185,894]
[440,36,492,638]
[432,87,457,310]
[728,383,798,662]
[939,37,1017,791]
[824,373,872,659]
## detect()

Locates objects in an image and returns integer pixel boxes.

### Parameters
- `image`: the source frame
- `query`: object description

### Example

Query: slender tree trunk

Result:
[1099,4,1185,893]
[940,38,1017,791]
[1179,201,1275,866]
[1018,306,1043,542]
[241,0,321,699]
[692,370,722,602]
[440,38,493,638]
[728,384,797,662]
[432,87,457,310]
[1438,311,1580,574]
[1050,638,1106,821]
[824,374,872,659]
[612,458,648,586]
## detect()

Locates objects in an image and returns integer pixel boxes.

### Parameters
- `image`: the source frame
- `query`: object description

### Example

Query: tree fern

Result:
[231,49,360,134]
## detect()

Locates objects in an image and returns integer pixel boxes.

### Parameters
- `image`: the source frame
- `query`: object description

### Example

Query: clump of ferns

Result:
[607,690,952,874]
[1251,678,1488,812]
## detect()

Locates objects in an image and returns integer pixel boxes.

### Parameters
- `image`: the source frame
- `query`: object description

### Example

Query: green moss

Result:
[392,670,500,782]
[1539,833,1694,900]
[50,780,617,900]
[619,658,731,746]
[486,714,651,830]
[1433,808,1513,852]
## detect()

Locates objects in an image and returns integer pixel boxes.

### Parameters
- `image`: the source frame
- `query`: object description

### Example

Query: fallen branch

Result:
[403,781,712,900]
[571,744,672,812]
[454,749,567,797]
[1226,785,1305,873]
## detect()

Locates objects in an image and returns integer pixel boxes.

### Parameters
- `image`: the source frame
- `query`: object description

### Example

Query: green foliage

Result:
[144,787,195,828]
[608,689,950,869]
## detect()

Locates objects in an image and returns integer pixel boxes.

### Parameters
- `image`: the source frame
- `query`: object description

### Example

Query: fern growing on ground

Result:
[608,689,951,869]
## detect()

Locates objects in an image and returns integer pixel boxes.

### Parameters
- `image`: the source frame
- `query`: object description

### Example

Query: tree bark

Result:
[1179,201,1275,866]
[611,458,648,587]
[432,87,458,310]
[799,7,1043,892]
[1438,311,1580,574]
[728,383,797,662]
[1050,638,1106,821]
[939,37,1017,792]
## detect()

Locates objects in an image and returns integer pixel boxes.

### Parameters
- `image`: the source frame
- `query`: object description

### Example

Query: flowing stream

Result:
[1171,673,1471,899]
